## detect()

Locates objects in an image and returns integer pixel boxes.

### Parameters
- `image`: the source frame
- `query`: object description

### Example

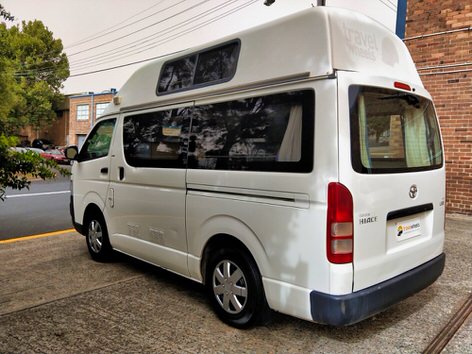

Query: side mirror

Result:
[65,146,79,161]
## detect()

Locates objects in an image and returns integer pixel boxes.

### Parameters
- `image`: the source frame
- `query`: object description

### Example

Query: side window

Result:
[157,41,240,95]
[194,42,239,85]
[157,55,197,93]
[189,90,314,172]
[78,119,116,162]
[123,107,191,168]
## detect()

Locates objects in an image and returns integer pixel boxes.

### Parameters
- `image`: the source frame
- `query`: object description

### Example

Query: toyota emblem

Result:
[409,185,418,199]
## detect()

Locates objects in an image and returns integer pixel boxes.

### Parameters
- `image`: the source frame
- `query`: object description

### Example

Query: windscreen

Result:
[349,86,443,174]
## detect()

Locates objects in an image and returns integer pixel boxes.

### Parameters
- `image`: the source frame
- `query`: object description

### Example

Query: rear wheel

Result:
[206,247,271,328]
[85,212,113,262]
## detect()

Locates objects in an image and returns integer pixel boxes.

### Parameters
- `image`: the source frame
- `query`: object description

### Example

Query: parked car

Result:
[40,149,69,164]
[25,147,44,154]
[32,139,53,150]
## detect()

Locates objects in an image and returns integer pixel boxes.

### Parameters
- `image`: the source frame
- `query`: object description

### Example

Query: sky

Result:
[2,0,398,95]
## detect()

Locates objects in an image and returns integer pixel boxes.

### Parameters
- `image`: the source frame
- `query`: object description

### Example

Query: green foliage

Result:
[0,17,69,134]
[0,5,70,199]
[0,135,70,200]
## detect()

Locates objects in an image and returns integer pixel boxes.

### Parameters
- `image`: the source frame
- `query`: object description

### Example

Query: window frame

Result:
[95,103,109,118]
[122,107,192,169]
[349,85,443,174]
[156,39,241,96]
[189,89,314,173]
[76,104,90,121]
[77,118,117,162]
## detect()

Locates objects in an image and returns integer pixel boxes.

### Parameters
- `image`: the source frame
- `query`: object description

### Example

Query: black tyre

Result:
[206,247,271,328]
[85,212,113,262]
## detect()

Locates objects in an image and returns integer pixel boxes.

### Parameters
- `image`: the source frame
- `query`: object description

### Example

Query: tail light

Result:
[327,182,353,264]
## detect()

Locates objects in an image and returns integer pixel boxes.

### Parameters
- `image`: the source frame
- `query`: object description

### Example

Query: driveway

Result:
[0,217,471,353]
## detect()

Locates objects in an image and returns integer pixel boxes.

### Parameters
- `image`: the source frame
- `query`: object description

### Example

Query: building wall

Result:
[18,109,69,147]
[68,93,114,146]
[405,1,472,215]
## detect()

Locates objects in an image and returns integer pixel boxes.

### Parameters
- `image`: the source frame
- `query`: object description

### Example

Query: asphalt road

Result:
[0,217,471,353]
[0,166,73,240]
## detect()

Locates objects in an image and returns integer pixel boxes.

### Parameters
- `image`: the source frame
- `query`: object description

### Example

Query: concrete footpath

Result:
[0,217,471,353]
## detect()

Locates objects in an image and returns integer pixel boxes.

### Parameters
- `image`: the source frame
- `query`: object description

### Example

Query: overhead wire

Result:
[69,0,259,77]
[14,0,212,76]
[69,0,241,70]
[67,0,213,57]
[378,0,396,12]
[64,0,171,49]
[14,0,259,78]
[14,0,174,70]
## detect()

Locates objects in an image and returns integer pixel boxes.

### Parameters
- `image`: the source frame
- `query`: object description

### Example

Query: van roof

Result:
[104,7,421,115]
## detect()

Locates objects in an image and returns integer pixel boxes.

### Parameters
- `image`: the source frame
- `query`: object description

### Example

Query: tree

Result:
[0,5,69,199]
[1,19,70,134]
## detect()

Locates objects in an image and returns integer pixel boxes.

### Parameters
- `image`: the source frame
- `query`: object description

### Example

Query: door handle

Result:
[100,167,108,174]
[119,167,125,181]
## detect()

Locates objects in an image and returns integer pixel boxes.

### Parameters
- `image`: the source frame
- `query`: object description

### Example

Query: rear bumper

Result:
[310,253,445,326]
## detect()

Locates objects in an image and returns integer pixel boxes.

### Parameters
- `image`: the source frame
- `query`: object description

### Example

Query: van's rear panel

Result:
[337,73,446,292]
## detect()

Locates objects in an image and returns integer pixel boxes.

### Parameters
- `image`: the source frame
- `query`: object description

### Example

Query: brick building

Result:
[68,90,115,148]
[405,1,472,215]
[18,98,70,147]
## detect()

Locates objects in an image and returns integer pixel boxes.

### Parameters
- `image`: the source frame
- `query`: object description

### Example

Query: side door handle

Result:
[119,167,125,181]
[100,167,108,174]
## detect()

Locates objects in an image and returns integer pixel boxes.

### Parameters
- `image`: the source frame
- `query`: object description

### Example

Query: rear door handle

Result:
[100,167,108,174]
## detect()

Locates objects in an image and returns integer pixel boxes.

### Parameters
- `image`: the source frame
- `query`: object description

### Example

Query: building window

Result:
[96,103,109,118]
[77,105,90,121]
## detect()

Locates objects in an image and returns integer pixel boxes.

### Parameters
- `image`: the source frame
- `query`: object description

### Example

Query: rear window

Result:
[349,86,443,174]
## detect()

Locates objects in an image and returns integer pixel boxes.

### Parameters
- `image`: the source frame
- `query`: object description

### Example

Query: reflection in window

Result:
[123,108,191,168]
[194,42,239,85]
[79,119,116,161]
[189,90,314,172]
[157,41,239,94]
[350,86,443,174]
[157,56,197,93]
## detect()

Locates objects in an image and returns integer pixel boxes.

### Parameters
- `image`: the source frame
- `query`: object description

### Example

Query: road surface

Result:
[0,167,72,240]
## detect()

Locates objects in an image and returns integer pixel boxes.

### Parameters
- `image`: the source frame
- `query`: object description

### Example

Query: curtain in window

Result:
[404,109,429,167]
[277,105,302,161]
[358,95,371,169]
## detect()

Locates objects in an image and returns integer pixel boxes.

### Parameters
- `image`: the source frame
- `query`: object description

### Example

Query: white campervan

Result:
[67,7,446,328]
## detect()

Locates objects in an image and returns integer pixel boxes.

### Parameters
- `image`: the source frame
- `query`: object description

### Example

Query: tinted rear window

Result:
[349,86,443,174]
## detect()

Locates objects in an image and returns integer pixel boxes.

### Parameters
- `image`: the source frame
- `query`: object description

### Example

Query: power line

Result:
[69,0,259,78]
[70,0,255,72]
[378,0,396,12]
[68,0,213,57]
[65,0,171,49]
[69,0,240,69]
[13,0,176,72]
[16,0,257,76]
[384,0,398,9]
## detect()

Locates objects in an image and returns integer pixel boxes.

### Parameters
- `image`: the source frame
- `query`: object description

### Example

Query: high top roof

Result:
[104,7,421,115]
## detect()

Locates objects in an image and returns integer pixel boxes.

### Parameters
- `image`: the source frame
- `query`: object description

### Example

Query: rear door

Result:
[337,72,446,291]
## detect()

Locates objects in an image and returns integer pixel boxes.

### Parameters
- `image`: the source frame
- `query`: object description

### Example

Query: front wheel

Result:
[206,247,271,328]
[85,213,113,262]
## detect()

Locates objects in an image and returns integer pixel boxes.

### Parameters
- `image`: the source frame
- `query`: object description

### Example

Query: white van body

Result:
[69,7,445,327]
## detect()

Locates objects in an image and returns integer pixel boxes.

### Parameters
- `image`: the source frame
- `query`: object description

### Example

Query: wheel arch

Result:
[200,233,268,287]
